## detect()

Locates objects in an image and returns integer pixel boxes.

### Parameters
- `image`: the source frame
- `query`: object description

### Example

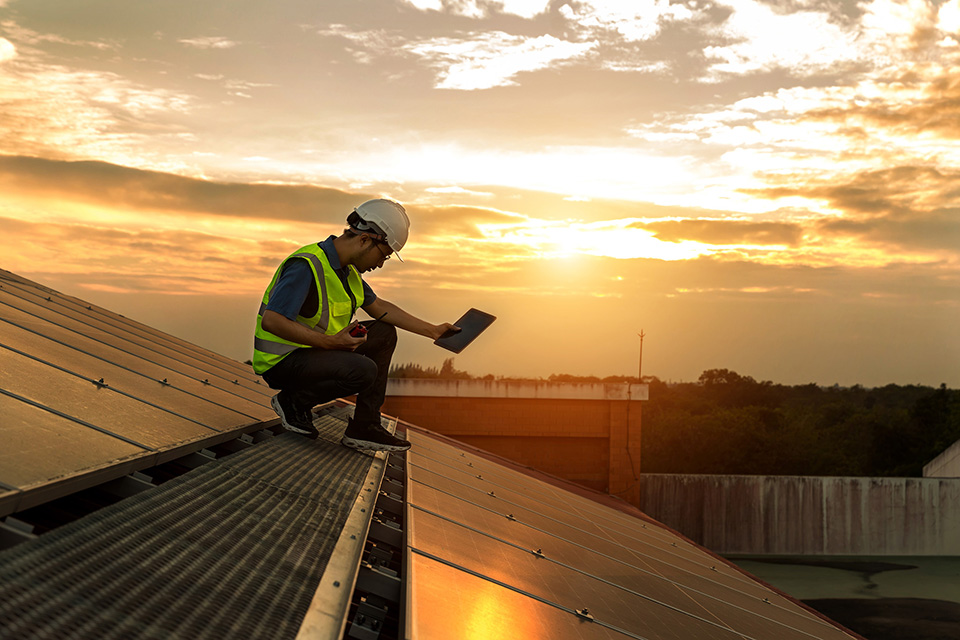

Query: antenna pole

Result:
[637,330,645,383]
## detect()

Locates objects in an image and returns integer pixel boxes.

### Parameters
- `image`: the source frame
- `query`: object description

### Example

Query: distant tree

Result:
[389,362,441,378]
[385,362,960,477]
[643,373,958,477]
[439,358,472,380]
[698,368,746,386]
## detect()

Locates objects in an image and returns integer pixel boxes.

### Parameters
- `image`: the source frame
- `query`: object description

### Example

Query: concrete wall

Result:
[381,379,646,500]
[924,439,960,478]
[385,378,648,401]
[637,474,960,556]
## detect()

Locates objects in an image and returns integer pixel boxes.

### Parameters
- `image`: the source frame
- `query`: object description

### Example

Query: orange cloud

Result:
[637,219,803,247]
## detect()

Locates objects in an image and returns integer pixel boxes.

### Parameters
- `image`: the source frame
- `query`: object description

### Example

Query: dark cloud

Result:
[803,75,960,138]
[0,155,367,222]
[744,166,960,253]
[815,208,960,253]
[635,219,803,246]
[821,166,960,214]
[0,213,296,294]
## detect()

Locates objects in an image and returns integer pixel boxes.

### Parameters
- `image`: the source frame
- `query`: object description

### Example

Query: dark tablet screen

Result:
[434,308,496,354]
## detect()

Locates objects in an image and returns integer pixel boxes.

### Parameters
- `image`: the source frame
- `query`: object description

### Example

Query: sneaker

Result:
[341,418,411,452]
[271,392,319,439]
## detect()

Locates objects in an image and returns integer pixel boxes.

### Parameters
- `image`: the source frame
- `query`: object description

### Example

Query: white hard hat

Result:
[351,199,410,257]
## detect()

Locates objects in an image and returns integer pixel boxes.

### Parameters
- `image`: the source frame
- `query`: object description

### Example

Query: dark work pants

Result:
[261,322,397,426]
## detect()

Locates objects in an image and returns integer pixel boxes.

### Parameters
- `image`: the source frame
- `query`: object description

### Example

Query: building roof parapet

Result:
[385,378,648,401]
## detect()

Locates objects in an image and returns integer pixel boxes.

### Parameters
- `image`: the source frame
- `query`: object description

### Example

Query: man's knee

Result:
[373,322,397,348]
[352,356,378,389]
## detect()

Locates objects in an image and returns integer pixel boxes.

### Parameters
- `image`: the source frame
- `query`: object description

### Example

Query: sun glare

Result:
[479,219,713,261]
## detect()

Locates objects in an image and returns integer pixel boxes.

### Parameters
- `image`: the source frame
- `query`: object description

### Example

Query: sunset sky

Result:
[1,0,958,386]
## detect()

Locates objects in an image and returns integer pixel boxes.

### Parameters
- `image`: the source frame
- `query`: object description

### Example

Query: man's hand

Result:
[431,323,461,340]
[261,310,366,351]
[328,323,367,351]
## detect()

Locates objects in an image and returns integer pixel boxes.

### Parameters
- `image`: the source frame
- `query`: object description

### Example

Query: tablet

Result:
[434,308,496,354]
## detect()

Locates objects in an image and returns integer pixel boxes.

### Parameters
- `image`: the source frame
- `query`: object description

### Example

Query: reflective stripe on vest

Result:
[252,243,364,375]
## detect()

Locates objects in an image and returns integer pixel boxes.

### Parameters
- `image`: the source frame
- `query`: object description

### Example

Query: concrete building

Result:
[381,378,646,501]
[924,438,960,478]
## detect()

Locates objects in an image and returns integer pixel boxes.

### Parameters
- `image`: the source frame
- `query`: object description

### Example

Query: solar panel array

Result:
[403,431,857,640]
[0,269,274,517]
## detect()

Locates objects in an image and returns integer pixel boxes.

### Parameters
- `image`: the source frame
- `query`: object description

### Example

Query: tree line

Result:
[642,369,959,477]
[389,362,960,477]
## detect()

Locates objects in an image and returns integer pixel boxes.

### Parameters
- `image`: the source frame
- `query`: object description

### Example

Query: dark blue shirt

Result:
[266,236,376,321]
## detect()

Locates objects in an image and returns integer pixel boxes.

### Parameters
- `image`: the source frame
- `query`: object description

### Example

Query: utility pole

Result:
[637,330,645,383]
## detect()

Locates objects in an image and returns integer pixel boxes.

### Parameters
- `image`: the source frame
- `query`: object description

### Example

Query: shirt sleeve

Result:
[362,279,377,305]
[265,258,313,320]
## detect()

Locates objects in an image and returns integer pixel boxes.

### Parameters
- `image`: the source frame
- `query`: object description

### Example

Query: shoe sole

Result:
[271,395,318,438]
[340,436,411,452]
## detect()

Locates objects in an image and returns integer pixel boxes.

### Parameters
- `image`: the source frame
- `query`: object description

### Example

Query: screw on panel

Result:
[488,491,496,497]
[533,548,544,558]
[233,379,239,384]
[93,378,108,389]
[506,514,516,521]
[575,608,595,621]
[160,378,170,385]
[476,475,482,480]
[202,379,210,385]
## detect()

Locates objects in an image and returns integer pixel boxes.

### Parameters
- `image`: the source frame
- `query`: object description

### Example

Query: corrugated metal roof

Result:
[0,408,383,639]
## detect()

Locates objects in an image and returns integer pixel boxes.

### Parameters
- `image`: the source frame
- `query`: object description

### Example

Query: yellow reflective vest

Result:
[252,242,365,374]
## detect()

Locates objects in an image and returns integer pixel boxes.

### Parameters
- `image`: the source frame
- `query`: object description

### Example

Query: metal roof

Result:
[0,270,861,639]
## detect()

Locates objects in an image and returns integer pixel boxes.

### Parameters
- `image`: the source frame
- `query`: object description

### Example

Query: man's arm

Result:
[261,310,365,351]
[362,298,459,340]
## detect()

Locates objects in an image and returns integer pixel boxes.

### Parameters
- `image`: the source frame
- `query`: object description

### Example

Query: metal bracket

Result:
[368,517,403,548]
[375,490,403,517]
[100,473,156,499]
[176,449,218,470]
[0,517,38,550]
[356,561,401,603]
[346,595,389,640]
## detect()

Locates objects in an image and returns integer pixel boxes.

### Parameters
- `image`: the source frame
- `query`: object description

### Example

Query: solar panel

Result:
[0,273,258,375]
[0,271,276,516]
[0,392,145,489]
[404,431,857,640]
